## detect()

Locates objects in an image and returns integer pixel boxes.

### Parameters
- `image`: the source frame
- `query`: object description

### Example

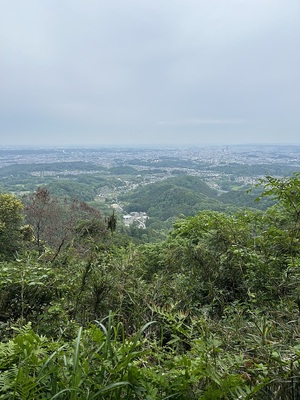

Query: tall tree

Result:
[107,211,117,234]
[23,187,108,260]
[23,187,59,255]
[0,193,23,259]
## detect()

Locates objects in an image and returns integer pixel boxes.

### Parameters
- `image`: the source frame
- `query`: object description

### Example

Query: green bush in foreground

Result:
[0,314,264,399]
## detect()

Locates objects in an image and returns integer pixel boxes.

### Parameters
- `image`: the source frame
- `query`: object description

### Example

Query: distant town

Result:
[1,144,300,227]
[2,144,300,167]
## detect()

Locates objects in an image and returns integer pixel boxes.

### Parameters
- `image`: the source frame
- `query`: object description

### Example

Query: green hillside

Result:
[121,176,223,220]
[218,186,275,209]
[120,175,270,220]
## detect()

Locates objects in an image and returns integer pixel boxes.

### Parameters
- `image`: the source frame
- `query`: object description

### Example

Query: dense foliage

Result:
[121,176,272,222]
[1,174,300,398]
[0,194,24,260]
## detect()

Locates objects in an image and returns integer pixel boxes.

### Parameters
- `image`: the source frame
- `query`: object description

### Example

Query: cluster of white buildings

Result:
[123,212,148,229]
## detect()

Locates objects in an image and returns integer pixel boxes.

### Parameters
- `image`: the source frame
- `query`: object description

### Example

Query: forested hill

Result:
[120,175,272,220]
[120,176,221,220]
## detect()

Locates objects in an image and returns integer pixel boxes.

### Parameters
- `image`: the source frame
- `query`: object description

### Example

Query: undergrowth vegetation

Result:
[1,174,300,398]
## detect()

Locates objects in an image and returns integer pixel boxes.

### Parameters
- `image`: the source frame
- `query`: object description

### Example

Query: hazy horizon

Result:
[1,1,299,147]
[1,143,300,151]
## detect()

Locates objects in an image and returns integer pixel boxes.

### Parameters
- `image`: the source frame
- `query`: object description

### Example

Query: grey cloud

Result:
[0,0,299,146]
[158,118,246,126]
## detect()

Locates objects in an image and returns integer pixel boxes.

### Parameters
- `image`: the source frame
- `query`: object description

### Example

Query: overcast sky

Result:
[0,0,299,147]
